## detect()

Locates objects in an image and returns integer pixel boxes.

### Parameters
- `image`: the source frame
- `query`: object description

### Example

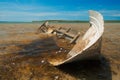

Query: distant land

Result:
[32,20,120,23]
[0,20,120,23]
[32,20,89,23]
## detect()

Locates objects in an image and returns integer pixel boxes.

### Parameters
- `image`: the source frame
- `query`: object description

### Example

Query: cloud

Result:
[1,9,120,21]
[0,1,54,11]
[0,10,88,21]
[99,10,120,17]
[1,1,119,21]
[0,10,88,17]
[0,11,58,17]
[0,1,89,21]
[111,14,120,17]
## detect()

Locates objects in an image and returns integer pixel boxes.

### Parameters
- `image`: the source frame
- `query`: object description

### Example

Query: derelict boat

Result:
[38,10,104,66]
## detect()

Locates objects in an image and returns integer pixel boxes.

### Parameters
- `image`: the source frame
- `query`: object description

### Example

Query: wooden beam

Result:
[70,32,80,44]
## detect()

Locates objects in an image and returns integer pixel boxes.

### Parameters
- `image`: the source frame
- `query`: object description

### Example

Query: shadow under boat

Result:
[57,56,112,80]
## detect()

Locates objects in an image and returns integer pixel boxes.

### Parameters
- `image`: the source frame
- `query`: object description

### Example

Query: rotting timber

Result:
[37,10,104,66]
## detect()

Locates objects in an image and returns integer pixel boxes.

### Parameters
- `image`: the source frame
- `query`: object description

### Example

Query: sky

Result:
[0,0,120,21]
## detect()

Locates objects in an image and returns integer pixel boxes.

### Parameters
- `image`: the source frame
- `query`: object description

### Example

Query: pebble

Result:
[56,48,67,53]
[58,50,62,53]
[12,63,15,65]
[60,48,63,50]
[64,50,67,52]
[55,52,58,54]
[30,72,33,75]
[41,60,45,63]
[54,75,59,80]
[62,40,65,42]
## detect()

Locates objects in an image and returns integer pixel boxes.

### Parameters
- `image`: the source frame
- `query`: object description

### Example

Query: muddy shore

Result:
[0,23,119,80]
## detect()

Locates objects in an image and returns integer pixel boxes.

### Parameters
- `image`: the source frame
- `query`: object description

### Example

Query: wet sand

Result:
[0,23,119,80]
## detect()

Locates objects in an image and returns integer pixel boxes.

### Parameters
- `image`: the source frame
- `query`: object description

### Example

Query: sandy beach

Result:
[0,23,120,80]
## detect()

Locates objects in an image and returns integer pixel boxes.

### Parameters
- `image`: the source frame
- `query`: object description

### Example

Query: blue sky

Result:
[0,0,120,21]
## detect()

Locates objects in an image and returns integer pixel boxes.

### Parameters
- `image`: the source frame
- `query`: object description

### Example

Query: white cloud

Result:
[0,10,88,21]
[0,11,58,17]
[0,1,89,21]
[99,10,120,17]
[0,10,87,17]
[111,14,120,17]
[1,2,119,21]
[1,9,120,21]
[0,1,54,11]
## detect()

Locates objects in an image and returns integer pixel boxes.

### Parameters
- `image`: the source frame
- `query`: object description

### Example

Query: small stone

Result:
[55,52,58,54]
[60,48,63,50]
[64,50,67,52]
[12,63,15,65]
[30,72,33,75]
[54,75,59,80]
[62,40,65,42]
[41,60,45,63]
[58,50,62,53]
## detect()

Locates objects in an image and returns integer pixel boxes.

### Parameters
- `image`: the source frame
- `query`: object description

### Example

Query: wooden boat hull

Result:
[49,10,104,66]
